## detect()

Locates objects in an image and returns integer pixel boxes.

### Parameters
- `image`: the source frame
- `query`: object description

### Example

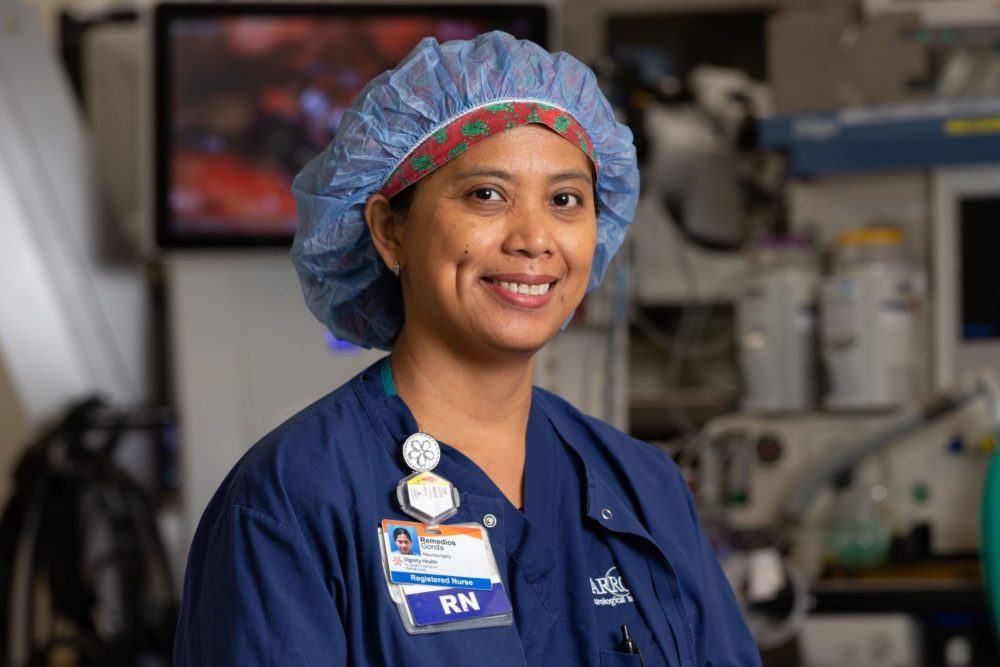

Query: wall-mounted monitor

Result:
[931,166,1000,390]
[154,3,548,249]
[960,196,1000,340]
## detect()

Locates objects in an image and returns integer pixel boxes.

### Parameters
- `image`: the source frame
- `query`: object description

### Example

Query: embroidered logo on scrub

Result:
[589,566,634,607]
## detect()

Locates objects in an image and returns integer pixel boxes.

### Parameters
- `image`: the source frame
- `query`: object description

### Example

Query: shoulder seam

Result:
[231,503,294,532]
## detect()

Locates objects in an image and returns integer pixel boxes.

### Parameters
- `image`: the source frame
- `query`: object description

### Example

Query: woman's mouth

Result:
[482,274,558,309]
[491,280,551,296]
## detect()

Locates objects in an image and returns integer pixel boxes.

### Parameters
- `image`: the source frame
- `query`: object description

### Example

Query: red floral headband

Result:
[380,100,597,199]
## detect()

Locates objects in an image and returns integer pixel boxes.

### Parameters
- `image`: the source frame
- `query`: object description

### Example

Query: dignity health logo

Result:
[589,566,634,607]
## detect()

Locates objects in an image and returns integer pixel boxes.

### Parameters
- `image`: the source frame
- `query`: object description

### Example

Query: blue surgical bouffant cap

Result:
[291,31,640,350]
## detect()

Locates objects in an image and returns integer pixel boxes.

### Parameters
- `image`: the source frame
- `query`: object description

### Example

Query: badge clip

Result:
[396,432,460,526]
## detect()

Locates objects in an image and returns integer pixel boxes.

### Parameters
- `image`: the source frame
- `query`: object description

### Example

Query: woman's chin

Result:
[473,322,560,356]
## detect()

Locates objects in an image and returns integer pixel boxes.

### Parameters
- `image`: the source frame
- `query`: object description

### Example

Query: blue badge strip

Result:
[406,582,512,626]
[390,572,492,591]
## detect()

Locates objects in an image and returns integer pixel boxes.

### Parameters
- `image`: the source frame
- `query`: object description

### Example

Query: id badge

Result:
[378,520,513,634]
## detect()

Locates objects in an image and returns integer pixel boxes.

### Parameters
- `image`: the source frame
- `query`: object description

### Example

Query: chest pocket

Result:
[595,517,693,667]
[600,648,666,667]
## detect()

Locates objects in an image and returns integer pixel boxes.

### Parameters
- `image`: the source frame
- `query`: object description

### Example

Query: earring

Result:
[392,260,400,277]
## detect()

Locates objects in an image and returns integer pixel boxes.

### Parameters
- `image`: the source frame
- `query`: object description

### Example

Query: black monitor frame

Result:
[153,2,549,250]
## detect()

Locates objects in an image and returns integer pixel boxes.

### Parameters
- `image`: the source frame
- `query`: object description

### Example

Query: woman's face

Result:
[391,124,598,357]
[395,532,412,554]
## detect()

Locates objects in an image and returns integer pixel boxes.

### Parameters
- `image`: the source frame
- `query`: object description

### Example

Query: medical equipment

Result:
[820,227,924,411]
[703,378,997,560]
[931,166,1000,390]
[700,374,1000,656]
[627,65,774,291]
[736,236,819,413]
[614,62,778,439]
[614,53,778,304]
[766,147,1000,396]
[763,166,1000,404]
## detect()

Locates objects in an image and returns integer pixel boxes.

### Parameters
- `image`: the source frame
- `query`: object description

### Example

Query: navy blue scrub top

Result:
[174,359,760,666]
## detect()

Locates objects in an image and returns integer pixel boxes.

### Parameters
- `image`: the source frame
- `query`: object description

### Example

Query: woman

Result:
[175,32,759,666]
[392,527,415,556]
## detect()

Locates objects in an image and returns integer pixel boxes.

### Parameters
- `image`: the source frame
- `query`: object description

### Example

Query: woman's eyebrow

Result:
[452,168,516,182]
[548,170,593,184]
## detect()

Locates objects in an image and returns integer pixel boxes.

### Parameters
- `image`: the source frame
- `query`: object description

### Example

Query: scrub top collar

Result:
[357,358,661,548]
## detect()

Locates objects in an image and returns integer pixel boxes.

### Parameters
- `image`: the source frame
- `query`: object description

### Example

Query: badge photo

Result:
[388,525,420,556]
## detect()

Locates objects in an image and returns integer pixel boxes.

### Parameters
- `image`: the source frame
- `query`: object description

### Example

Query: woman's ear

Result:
[364,193,402,271]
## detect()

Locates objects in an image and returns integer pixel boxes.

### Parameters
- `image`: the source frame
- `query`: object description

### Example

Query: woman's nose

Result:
[502,200,553,258]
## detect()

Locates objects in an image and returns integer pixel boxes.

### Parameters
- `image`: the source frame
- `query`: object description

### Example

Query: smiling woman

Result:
[174,31,761,667]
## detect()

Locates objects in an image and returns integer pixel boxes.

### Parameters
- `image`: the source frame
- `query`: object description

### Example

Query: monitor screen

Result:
[154,3,548,249]
[960,196,1000,340]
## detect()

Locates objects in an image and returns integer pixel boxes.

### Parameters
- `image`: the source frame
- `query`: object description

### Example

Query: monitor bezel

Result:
[153,2,550,250]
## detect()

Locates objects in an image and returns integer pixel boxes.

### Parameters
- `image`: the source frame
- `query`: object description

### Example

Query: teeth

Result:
[490,279,552,296]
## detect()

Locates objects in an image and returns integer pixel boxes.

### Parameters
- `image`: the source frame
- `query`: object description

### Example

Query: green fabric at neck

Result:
[380,357,398,397]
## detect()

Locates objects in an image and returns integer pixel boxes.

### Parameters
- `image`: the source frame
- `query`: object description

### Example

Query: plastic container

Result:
[820,226,922,411]
[737,236,820,412]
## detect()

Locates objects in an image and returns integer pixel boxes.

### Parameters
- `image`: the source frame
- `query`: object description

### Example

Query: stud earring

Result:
[392,260,400,277]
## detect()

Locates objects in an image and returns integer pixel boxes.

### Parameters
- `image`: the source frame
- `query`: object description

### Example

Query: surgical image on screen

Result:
[165,14,542,240]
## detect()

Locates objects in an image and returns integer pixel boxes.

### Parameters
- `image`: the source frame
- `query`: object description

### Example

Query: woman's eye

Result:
[552,192,582,207]
[472,188,502,201]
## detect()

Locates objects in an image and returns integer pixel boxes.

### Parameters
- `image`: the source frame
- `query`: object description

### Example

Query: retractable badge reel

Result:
[397,433,459,525]
[379,432,513,634]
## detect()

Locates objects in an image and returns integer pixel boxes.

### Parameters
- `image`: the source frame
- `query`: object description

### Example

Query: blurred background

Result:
[3,0,1000,664]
